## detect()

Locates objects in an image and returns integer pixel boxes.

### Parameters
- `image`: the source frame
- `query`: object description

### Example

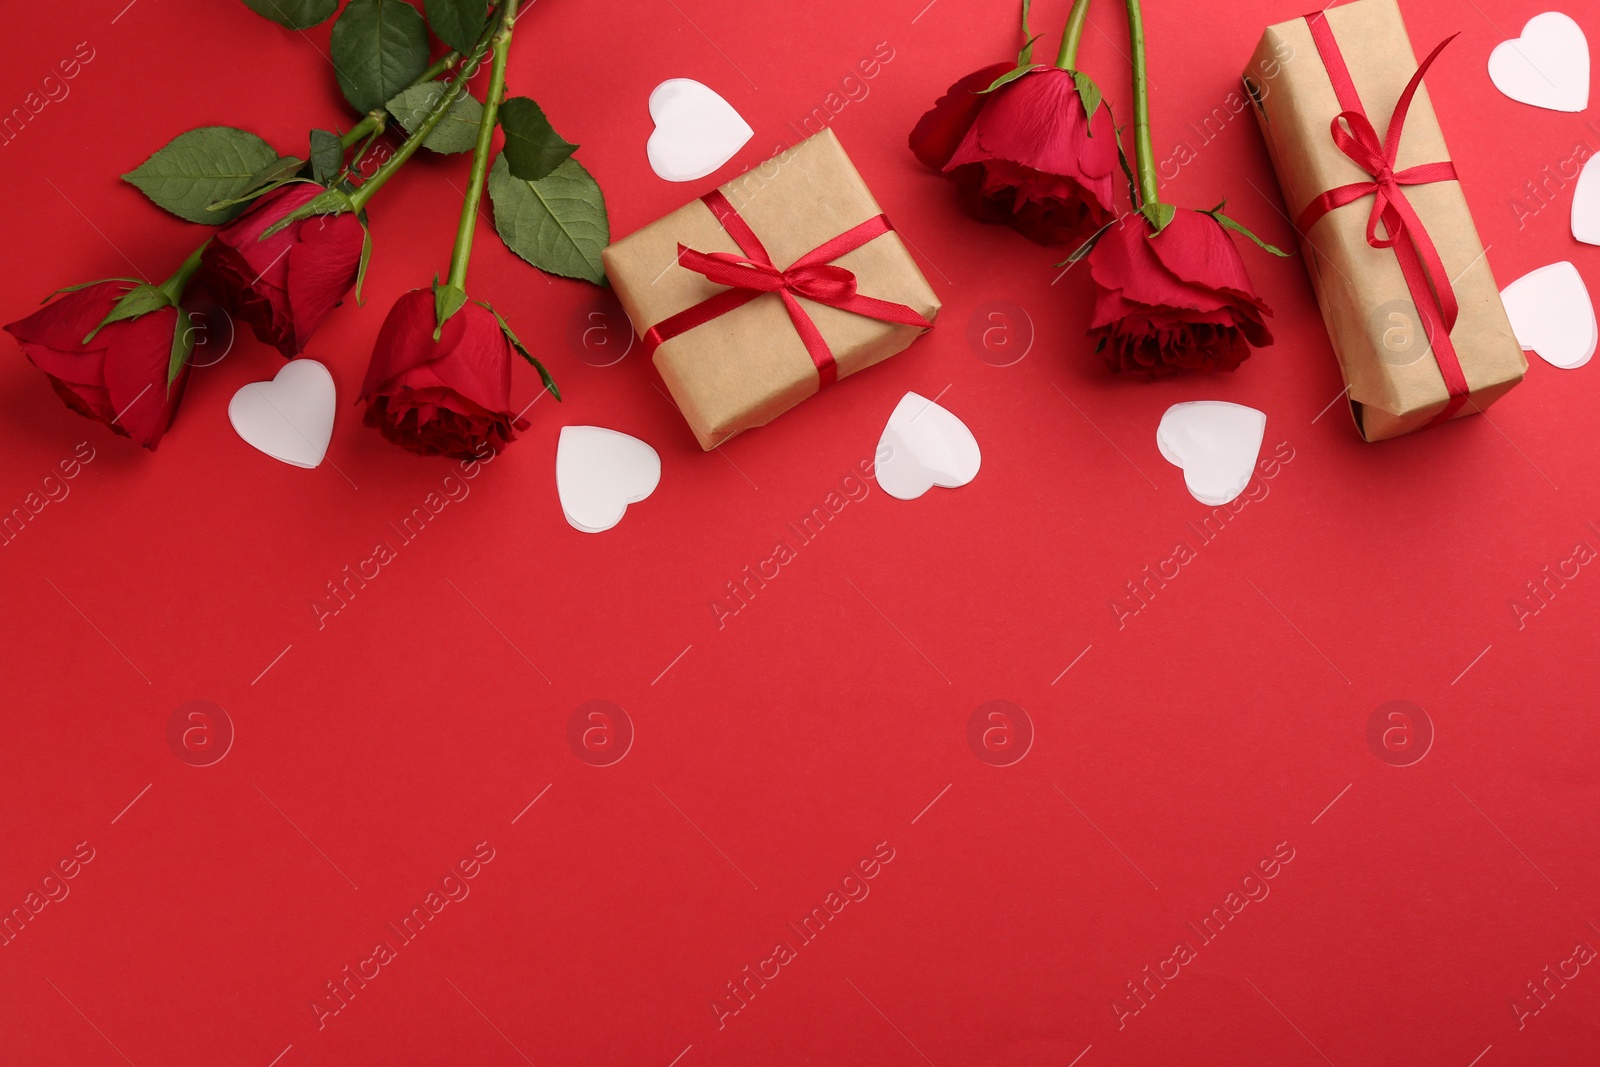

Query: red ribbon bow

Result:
[676,248,863,307]
[642,189,933,387]
[1296,13,1470,422]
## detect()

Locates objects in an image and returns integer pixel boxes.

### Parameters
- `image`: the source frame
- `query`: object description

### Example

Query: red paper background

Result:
[2,0,1597,1063]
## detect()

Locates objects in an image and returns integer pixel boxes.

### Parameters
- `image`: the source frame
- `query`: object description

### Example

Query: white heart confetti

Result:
[228,359,336,469]
[1157,402,1266,507]
[1487,12,1590,113]
[646,78,753,182]
[875,392,981,501]
[1501,261,1597,369]
[556,426,661,533]
[1573,155,1600,245]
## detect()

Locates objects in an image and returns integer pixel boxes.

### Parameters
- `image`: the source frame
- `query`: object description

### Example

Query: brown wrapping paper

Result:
[1244,0,1524,441]
[602,129,940,450]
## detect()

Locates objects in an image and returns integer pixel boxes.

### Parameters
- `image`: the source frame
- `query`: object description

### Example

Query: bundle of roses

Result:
[911,0,1286,377]
[6,0,607,456]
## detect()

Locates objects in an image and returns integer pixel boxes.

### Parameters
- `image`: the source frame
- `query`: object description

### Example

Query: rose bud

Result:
[360,289,548,459]
[200,183,364,358]
[911,65,1117,246]
[1085,209,1274,377]
[5,280,194,449]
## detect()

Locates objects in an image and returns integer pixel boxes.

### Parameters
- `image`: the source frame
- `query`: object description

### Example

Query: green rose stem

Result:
[346,29,499,214]
[1123,0,1164,221]
[257,21,499,241]
[445,0,519,294]
[339,51,460,150]
[1055,0,1091,69]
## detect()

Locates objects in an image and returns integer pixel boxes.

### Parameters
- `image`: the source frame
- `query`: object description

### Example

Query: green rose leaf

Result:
[241,0,337,30]
[484,302,560,400]
[980,60,1039,94]
[123,126,281,225]
[1053,218,1116,268]
[423,0,490,54]
[355,219,373,303]
[43,277,142,302]
[487,154,608,286]
[330,0,431,115]
[1142,201,1177,235]
[83,284,171,344]
[433,279,468,339]
[1072,71,1103,122]
[258,186,355,240]
[206,155,305,211]
[498,97,577,182]
[309,129,343,185]
[1205,204,1292,257]
[168,310,195,388]
[386,82,483,154]
[247,154,306,189]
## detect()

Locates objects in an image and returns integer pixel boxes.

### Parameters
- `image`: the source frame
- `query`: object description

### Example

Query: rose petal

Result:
[948,68,1117,186]
[101,306,181,447]
[909,63,1015,171]
[286,211,363,353]
[422,303,516,413]
[359,290,465,399]
[1147,209,1266,308]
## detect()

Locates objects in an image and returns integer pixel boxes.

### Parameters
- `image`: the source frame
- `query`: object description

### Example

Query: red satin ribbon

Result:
[641,189,933,387]
[1296,12,1470,424]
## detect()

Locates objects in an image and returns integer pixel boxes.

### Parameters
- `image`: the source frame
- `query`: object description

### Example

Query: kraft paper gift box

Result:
[602,129,941,450]
[1244,0,1525,441]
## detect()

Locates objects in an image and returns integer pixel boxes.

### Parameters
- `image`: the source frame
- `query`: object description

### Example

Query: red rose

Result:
[359,289,528,458]
[1086,209,1273,376]
[200,183,364,358]
[911,65,1117,246]
[4,282,188,449]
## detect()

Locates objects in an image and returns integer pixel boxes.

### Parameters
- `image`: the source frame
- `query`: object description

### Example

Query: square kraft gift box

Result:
[1244,0,1525,441]
[602,129,941,450]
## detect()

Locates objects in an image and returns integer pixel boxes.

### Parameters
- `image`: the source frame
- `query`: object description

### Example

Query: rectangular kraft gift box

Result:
[1243,0,1525,441]
[601,128,941,450]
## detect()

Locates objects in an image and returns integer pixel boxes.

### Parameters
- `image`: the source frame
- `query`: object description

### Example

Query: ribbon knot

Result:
[1296,14,1470,423]
[783,263,859,304]
[643,189,933,388]
[677,247,861,306]
[1324,102,1446,253]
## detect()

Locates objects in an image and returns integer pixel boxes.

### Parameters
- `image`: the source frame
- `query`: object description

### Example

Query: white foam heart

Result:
[1157,402,1266,507]
[1573,155,1600,245]
[1501,261,1597,369]
[556,426,661,533]
[228,359,335,469]
[1488,12,1590,113]
[876,392,981,501]
[646,78,753,182]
